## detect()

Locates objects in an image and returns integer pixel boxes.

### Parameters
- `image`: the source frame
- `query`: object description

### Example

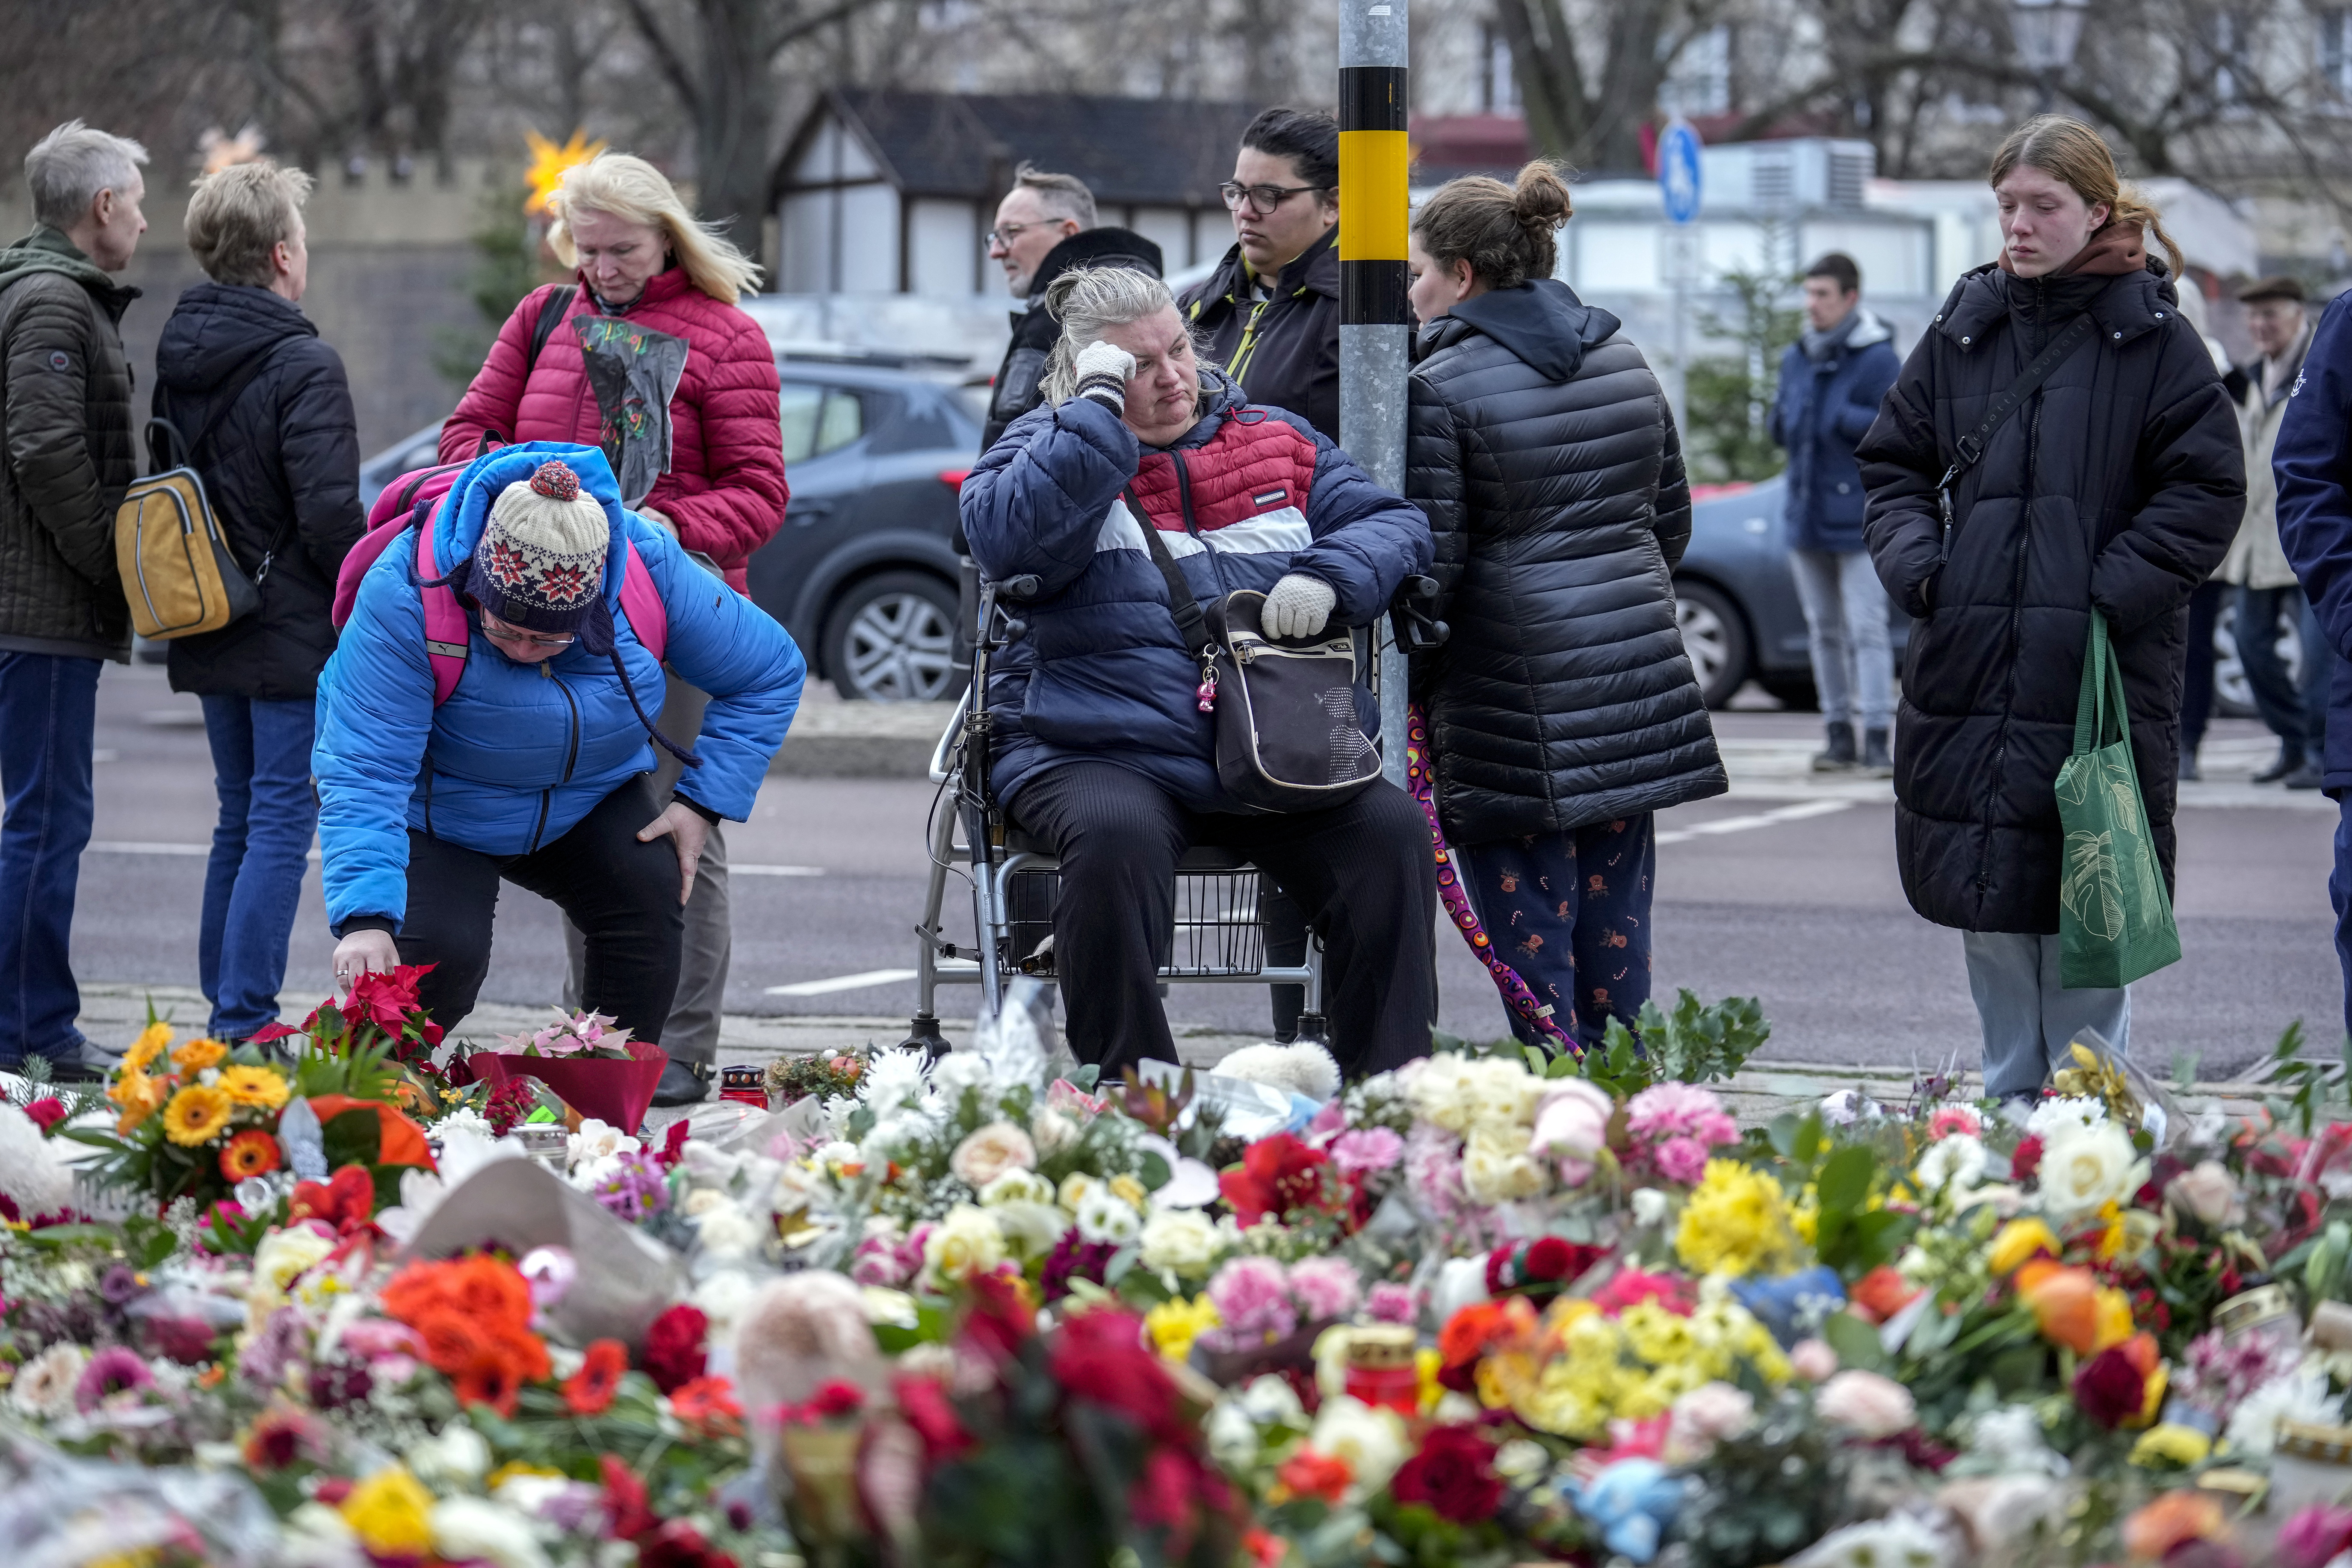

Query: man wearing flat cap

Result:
[2226,277,2323,787]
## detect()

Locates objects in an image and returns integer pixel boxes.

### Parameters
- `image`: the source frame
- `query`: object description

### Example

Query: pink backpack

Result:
[333,461,668,706]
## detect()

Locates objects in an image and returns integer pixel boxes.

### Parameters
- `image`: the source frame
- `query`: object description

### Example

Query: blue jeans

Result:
[2235,585,2307,757]
[198,695,319,1039]
[2305,597,2337,759]
[1457,815,1655,1050]
[1960,931,2130,1098]
[0,653,100,1063]
[1789,548,1893,731]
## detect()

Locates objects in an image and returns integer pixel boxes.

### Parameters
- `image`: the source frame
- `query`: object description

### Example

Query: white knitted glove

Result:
[1070,340,1137,410]
[1263,573,1336,640]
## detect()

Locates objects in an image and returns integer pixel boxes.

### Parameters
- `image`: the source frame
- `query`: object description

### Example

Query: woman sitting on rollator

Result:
[961,266,1436,1080]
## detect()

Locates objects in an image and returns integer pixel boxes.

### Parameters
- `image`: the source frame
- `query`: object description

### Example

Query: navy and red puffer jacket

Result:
[961,371,1431,811]
[440,269,787,591]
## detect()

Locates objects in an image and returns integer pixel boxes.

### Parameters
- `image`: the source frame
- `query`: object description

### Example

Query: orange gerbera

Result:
[668,1374,743,1433]
[109,1061,167,1132]
[219,1129,281,1180]
[172,1037,228,1072]
[454,1352,527,1418]
[564,1338,628,1415]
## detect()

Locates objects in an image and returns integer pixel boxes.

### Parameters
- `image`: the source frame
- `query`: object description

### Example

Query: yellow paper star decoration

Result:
[525,128,605,215]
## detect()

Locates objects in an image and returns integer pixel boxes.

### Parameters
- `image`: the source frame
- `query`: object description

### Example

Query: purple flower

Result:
[1040,1234,1120,1301]
[591,1148,671,1223]
[1330,1127,1405,1176]
[241,1305,306,1392]
[1367,1281,1418,1323]
[98,1264,147,1305]
[1205,1256,1296,1344]
[74,1345,154,1410]
[308,1357,373,1410]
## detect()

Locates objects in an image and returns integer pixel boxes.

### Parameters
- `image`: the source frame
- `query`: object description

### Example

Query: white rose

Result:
[431,1494,553,1568]
[1076,1187,1142,1246]
[977,1169,1055,1208]
[1238,1373,1307,1427]
[2037,1122,2146,1223]
[949,1121,1038,1189]
[1407,1055,1478,1133]
[408,1423,491,1484]
[1462,1121,1548,1205]
[1466,1058,1542,1131]
[983,1199,1068,1261]
[695,1200,767,1259]
[1139,1208,1223,1278]
[1308,1395,1410,1497]
[1030,1108,1080,1157]
[923,1204,1007,1282]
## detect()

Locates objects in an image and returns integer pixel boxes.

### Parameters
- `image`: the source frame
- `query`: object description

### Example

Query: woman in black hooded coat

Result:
[1858,116,2242,1100]
[1406,163,1727,1050]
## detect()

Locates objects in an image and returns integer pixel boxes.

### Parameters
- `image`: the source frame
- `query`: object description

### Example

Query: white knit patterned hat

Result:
[467,459,609,633]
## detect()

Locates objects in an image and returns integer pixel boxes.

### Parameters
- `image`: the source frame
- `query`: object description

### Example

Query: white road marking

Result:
[734,863,826,877]
[765,968,918,997]
[1655,798,1854,845]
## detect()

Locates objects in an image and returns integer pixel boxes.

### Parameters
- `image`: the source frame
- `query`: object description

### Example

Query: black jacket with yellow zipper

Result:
[1178,225,1340,442]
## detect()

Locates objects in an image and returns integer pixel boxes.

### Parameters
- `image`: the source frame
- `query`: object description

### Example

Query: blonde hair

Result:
[547,151,762,302]
[185,160,311,287]
[1988,115,2184,280]
[1038,266,1197,403]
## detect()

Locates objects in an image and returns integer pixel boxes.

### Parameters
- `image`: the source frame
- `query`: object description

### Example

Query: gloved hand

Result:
[1070,340,1137,411]
[1263,573,1336,640]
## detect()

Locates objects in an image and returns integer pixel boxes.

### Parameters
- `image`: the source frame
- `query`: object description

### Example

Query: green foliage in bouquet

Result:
[1670,1393,1848,1568]
[1523,990,1769,1097]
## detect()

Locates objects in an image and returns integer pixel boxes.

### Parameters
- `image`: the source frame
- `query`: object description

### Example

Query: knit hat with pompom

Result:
[464,459,609,635]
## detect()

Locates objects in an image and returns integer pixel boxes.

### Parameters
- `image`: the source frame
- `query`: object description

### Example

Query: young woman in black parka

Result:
[1857,117,2243,1100]
[1406,163,1728,1050]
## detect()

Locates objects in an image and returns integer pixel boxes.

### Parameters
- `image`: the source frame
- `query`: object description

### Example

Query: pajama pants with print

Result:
[1455,815,1655,1050]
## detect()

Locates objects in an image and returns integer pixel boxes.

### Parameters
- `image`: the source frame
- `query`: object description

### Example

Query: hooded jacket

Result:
[313,443,805,934]
[1180,226,1341,441]
[981,227,1165,453]
[961,370,1430,812]
[2276,291,2352,791]
[1769,307,1901,552]
[1857,233,2243,934]
[0,226,138,660]
[439,269,788,592]
[1408,279,1726,843]
[152,283,365,700]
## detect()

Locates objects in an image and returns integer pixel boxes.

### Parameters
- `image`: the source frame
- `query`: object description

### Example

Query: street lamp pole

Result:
[1338,0,1412,787]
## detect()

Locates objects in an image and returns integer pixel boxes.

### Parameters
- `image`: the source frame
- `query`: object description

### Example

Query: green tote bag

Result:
[2055,611,2183,989]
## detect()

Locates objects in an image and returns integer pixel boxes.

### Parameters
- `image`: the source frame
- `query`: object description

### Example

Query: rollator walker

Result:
[897,567,1444,1055]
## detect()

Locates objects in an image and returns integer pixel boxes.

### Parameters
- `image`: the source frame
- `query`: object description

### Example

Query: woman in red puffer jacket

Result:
[440,151,786,593]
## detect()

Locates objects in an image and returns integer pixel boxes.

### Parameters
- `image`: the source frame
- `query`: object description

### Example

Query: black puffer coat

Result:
[151,283,364,701]
[1407,279,1727,843]
[1181,226,1341,441]
[980,227,1164,452]
[1858,245,2243,934]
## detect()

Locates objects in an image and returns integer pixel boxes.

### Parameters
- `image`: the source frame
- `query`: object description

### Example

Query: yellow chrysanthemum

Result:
[160,1084,234,1147]
[1674,1160,1797,1277]
[340,1466,434,1556]
[171,1037,227,1072]
[2130,1423,2212,1469]
[216,1064,290,1110]
[123,1021,171,1072]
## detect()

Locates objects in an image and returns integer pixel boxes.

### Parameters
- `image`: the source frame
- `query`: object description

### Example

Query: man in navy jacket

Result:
[1770,253,1901,775]
[2275,286,2352,1042]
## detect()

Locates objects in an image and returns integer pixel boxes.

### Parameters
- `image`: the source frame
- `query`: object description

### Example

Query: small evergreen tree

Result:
[1681,265,1805,485]
[432,181,548,392]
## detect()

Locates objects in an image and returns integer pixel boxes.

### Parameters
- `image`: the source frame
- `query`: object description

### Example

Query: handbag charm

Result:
[1194,655,1219,713]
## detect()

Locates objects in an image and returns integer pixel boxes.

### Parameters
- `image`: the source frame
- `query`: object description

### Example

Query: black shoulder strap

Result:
[1945,310,2101,481]
[1127,485,1211,656]
[158,339,285,470]
[526,285,578,376]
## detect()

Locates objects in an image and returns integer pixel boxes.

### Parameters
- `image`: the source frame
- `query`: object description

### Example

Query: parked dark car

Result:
[357,354,980,703]
[1671,475,1882,709]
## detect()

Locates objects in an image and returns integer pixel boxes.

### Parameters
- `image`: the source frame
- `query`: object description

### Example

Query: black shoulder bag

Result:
[1126,486,1381,813]
[1935,310,2100,560]
[473,284,579,455]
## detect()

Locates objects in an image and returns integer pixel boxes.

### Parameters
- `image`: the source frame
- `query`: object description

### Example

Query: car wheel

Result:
[822,571,965,703]
[1674,580,1750,710]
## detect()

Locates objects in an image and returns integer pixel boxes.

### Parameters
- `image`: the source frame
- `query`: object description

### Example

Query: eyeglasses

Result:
[985,220,1063,250]
[1219,181,1332,216]
[482,615,575,649]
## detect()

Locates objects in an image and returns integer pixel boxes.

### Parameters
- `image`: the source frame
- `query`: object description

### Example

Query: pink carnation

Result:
[1330,1127,1404,1176]
[1928,1105,1983,1141]
[1625,1082,1737,1147]
[1206,1256,1296,1340]
[1367,1282,1417,1323]
[1649,1134,1711,1186]
[1288,1256,1363,1322]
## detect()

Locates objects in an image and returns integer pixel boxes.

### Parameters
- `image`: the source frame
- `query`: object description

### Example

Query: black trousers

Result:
[397,774,685,1045]
[1011,760,1438,1080]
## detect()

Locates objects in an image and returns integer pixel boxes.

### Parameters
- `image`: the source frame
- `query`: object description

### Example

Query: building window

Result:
[1661,25,1733,119]
[2323,9,2352,98]
[1481,23,1521,115]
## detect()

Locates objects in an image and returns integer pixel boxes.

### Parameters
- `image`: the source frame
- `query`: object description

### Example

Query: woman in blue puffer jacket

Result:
[962,265,1436,1079]
[315,443,802,1064]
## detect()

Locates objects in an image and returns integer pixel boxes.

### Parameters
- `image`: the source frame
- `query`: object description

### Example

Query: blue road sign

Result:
[1659,118,1703,225]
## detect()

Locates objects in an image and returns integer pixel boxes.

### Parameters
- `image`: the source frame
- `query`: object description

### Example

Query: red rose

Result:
[1391,1424,1504,1523]
[641,1303,709,1394]
[1052,1308,1182,1441]
[2073,1345,2148,1429]
[2011,1135,2044,1181]
[22,1097,64,1132]
[1218,1134,1331,1225]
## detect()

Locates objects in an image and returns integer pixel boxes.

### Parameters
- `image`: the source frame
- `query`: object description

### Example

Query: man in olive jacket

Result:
[0,121,148,1079]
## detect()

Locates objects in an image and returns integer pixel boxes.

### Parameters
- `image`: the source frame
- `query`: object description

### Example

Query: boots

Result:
[2253,744,2303,784]
[652,1057,712,1107]
[1811,721,1858,773]
[1861,727,1894,778]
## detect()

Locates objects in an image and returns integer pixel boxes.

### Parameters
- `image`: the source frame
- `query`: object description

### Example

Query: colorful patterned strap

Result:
[1404,704,1578,1054]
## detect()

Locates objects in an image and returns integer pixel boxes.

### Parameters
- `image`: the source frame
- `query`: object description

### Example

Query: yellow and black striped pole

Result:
[1339,0,1412,785]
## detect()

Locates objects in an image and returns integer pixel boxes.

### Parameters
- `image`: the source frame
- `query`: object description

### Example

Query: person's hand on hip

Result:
[331,929,401,998]
[639,799,712,905]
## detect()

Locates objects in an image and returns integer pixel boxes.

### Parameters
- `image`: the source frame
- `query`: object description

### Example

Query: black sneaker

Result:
[2253,747,2304,784]
[2286,761,2328,790]
[33,1037,125,1084]
[1811,721,1858,773]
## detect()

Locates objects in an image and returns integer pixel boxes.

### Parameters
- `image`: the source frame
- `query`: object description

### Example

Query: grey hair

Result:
[26,120,148,228]
[1011,162,1096,230]
[1039,266,1201,402]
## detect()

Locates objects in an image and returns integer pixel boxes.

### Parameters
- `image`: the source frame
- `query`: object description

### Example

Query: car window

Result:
[779,382,864,465]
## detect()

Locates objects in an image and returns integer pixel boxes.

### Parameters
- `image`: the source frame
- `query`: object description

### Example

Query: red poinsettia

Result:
[1218,1134,1334,1225]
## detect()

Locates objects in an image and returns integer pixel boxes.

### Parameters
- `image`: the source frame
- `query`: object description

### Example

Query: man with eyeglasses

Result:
[1180,106,1342,442]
